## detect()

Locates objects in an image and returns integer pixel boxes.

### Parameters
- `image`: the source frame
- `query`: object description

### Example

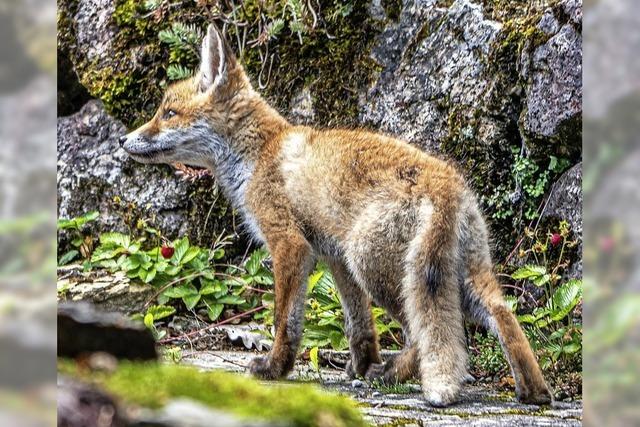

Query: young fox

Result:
[120,24,552,406]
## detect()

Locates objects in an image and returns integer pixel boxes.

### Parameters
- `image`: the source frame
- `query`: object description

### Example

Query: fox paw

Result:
[364,362,400,385]
[517,385,553,405]
[423,382,460,407]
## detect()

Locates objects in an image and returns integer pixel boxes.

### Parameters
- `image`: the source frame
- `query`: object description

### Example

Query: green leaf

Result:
[144,267,157,283]
[562,343,581,354]
[511,265,547,280]
[252,272,274,285]
[307,270,324,293]
[245,248,269,276]
[57,211,99,230]
[548,279,582,321]
[212,248,225,260]
[99,232,131,249]
[207,303,224,321]
[163,283,198,298]
[181,247,201,265]
[173,237,190,263]
[182,293,201,310]
[517,314,537,324]
[164,265,181,276]
[147,305,176,320]
[59,250,79,265]
[309,346,319,372]
[143,313,154,329]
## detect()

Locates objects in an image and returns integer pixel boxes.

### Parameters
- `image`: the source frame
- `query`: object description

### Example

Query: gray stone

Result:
[543,163,582,236]
[58,376,128,427]
[57,101,234,252]
[362,0,502,151]
[58,264,155,314]
[73,0,117,66]
[520,14,582,141]
[57,301,157,360]
[135,398,280,427]
[541,163,582,278]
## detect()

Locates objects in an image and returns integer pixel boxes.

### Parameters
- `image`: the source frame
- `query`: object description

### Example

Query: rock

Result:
[134,398,278,427]
[519,4,582,147]
[541,163,582,278]
[58,265,155,314]
[362,0,503,151]
[57,302,157,360]
[352,379,365,389]
[543,162,582,235]
[57,101,237,253]
[58,376,128,427]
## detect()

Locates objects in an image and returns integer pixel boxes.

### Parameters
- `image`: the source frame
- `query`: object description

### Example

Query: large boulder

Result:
[360,0,582,258]
[57,100,236,251]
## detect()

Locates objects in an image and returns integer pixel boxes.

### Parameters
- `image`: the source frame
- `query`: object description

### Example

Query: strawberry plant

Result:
[508,220,582,370]
[57,210,99,265]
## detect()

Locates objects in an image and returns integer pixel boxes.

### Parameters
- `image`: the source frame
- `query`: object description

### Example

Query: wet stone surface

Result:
[178,350,582,426]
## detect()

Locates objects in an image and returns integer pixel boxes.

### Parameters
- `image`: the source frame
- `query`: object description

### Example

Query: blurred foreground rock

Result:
[58,376,128,427]
[58,302,157,360]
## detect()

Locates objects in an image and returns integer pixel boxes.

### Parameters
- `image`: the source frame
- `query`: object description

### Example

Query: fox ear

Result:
[198,24,234,93]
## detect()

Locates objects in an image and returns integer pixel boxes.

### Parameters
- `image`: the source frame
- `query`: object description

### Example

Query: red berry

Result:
[161,245,175,259]
[550,233,562,247]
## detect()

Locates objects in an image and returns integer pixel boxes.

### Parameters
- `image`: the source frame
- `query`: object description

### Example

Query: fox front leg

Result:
[249,233,313,379]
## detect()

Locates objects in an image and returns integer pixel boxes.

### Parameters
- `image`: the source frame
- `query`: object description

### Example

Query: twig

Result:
[158,305,266,344]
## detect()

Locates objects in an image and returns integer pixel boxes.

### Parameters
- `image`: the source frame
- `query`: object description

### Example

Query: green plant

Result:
[158,22,202,80]
[508,221,582,370]
[57,210,99,265]
[488,151,570,221]
[470,332,507,378]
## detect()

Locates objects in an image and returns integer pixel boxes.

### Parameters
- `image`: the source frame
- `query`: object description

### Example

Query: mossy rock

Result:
[59,359,368,427]
[57,0,383,128]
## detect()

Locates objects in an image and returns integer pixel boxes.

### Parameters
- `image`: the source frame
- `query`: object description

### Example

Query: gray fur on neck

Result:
[204,134,264,243]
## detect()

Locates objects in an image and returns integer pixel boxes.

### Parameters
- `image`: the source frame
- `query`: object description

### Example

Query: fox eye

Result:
[163,109,177,120]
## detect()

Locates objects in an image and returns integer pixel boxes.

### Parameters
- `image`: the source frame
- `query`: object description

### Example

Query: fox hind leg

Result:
[402,266,468,407]
[464,268,553,404]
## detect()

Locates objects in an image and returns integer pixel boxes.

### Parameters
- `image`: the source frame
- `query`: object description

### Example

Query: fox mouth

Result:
[124,145,175,158]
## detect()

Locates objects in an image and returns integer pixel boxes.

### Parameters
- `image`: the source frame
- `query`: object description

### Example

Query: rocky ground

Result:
[180,349,582,426]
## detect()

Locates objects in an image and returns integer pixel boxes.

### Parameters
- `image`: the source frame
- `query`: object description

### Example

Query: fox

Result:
[119,23,553,407]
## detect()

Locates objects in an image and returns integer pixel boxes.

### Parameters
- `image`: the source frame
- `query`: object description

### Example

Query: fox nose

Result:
[118,135,127,147]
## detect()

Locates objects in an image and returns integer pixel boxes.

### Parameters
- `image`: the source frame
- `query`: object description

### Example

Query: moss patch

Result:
[59,359,367,427]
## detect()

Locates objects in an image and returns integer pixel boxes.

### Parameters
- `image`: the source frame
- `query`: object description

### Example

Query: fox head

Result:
[120,24,267,168]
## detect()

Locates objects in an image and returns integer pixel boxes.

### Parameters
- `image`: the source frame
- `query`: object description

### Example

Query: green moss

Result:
[58,0,383,128]
[237,0,382,127]
[59,360,367,427]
